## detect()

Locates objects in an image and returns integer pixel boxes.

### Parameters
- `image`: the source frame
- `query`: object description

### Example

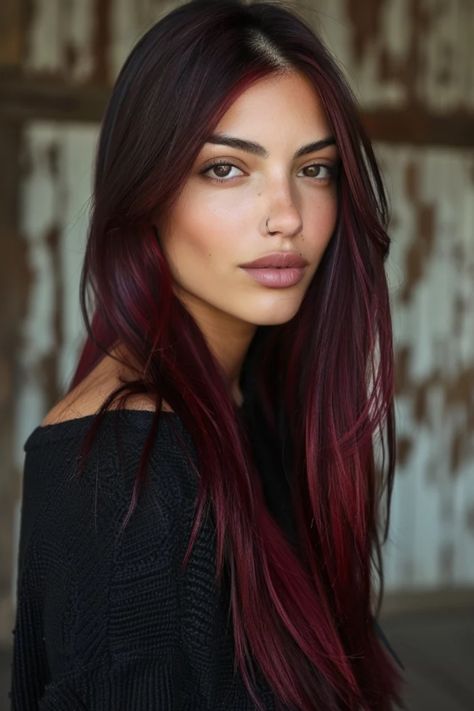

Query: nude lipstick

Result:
[239,251,308,288]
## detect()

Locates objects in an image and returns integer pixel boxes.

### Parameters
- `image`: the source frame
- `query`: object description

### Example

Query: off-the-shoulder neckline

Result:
[23,409,179,450]
[24,405,245,450]
[40,408,172,429]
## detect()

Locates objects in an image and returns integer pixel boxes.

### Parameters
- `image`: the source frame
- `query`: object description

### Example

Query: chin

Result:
[249,305,302,327]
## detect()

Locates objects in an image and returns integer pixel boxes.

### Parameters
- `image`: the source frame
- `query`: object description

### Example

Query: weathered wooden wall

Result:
[1,0,473,648]
[293,0,474,589]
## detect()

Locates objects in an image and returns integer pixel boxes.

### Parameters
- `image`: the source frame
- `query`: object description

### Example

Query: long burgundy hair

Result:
[67,1,404,708]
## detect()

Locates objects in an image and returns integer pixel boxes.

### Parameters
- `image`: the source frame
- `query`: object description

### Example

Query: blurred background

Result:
[0,0,473,709]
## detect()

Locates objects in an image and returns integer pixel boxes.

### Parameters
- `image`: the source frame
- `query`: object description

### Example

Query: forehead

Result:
[214,71,330,135]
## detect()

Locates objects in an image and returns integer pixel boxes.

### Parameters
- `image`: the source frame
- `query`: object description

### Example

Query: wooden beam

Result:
[0,69,472,148]
[0,119,26,646]
[0,0,26,66]
[0,69,108,123]
[380,586,474,617]
[362,107,474,149]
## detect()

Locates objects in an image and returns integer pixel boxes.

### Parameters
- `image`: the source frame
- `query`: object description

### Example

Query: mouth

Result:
[239,252,308,269]
[240,265,306,288]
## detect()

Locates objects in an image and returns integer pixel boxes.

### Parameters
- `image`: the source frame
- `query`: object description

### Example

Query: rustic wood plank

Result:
[0,0,25,66]
[0,69,107,123]
[362,107,474,149]
[0,70,472,147]
[0,120,26,646]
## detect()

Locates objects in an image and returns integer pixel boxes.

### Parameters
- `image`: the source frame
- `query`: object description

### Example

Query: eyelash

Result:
[200,159,338,183]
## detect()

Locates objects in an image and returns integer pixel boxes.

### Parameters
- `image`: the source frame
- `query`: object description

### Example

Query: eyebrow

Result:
[204,133,337,159]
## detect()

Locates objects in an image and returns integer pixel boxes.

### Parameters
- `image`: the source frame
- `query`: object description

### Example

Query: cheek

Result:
[307,195,338,244]
[162,210,230,271]
[176,196,248,261]
[325,201,338,236]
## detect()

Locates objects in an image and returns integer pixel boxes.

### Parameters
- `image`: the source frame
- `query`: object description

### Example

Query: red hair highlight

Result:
[67,1,405,708]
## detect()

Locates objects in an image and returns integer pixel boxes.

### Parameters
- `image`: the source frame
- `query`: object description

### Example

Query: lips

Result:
[239,252,308,269]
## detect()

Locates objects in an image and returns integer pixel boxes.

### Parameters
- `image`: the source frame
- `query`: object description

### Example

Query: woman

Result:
[10,0,405,709]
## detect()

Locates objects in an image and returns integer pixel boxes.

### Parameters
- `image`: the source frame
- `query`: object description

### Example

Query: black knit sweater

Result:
[9,406,402,710]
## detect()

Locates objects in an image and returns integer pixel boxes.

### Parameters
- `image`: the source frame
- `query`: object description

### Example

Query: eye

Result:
[298,163,336,181]
[200,160,339,184]
[200,161,244,182]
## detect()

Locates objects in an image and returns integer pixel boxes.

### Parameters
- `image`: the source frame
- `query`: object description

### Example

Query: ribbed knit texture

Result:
[9,405,402,710]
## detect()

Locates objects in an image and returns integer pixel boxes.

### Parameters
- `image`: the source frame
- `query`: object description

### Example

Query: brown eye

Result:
[201,161,244,182]
[213,164,233,178]
[300,164,334,180]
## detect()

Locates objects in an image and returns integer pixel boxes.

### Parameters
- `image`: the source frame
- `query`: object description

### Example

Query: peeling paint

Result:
[26,0,96,81]
[297,0,474,111]
[17,122,98,449]
[378,143,474,587]
[21,0,474,111]
[6,0,474,606]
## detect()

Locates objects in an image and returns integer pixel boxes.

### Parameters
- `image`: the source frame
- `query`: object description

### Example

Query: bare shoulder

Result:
[41,348,174,427]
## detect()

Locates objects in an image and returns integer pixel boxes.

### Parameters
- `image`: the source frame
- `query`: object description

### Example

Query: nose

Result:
[261,178,303,238]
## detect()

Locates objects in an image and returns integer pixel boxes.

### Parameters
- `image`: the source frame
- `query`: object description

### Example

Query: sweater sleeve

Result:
[9,425,196,711]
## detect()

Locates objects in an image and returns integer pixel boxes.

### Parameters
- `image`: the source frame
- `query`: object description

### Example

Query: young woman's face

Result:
[157,70,339,331]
